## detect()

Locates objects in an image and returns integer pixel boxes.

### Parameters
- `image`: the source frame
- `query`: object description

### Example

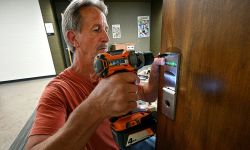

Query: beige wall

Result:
[39,0,65,74]
[150,0,163,55]
[106,2,151,52]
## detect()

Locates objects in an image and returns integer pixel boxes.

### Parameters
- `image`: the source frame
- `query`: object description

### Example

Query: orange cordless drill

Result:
[93,49,157,149]
[93,49,154,78]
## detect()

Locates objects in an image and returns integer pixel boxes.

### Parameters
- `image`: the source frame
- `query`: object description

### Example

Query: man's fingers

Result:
[127,101,137,110]
[113,72,140,83]
[127,84,139,94]
[153,57,165,66]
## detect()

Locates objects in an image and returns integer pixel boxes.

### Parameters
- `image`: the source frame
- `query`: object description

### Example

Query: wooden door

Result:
[156,0,250,149]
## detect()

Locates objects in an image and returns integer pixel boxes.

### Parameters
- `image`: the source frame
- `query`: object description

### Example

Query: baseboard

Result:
[0,75,56,84]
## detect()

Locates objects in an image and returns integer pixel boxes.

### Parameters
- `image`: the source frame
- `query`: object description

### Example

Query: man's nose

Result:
[102,30,109,43]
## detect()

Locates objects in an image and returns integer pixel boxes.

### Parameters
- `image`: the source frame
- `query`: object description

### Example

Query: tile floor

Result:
[0,77,52,150]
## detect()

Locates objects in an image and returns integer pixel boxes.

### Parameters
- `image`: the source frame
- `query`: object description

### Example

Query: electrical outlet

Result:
[127,45,135,50]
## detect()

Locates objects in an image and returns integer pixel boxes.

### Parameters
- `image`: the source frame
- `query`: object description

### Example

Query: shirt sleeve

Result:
[30,83,67,136]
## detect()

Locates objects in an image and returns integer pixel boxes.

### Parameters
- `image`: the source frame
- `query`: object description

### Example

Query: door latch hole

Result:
[165,100,170,107]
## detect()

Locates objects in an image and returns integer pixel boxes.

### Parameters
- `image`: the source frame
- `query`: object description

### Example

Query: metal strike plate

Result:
[162,87,176,120]
[161,52,180,120]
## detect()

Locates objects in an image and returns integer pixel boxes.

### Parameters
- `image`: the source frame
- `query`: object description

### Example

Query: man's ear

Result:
[67,30,80,48]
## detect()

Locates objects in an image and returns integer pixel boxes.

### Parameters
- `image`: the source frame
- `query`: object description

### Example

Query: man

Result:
[26,0,163,149]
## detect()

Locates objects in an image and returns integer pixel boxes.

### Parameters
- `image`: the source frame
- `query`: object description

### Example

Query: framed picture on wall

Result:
[138,16,150,38]
[112,24,121,39]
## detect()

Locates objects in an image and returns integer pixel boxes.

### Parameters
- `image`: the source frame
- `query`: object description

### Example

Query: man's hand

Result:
[87,72,140,118]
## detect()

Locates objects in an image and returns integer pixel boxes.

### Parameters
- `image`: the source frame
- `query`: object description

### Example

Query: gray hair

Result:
[62,0,108,52]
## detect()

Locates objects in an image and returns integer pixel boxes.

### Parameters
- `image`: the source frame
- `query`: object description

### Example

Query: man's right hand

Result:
[87,72,139,118]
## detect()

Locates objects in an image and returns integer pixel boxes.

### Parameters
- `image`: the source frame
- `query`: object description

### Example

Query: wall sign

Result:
[44,23,54,35]
[112,24,121,39]
[138,16,150,38]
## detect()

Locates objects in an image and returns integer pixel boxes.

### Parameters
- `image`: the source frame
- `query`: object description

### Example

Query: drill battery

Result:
[110,110,157,149]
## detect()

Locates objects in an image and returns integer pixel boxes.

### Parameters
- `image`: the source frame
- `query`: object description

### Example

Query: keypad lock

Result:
[161,52,180,120]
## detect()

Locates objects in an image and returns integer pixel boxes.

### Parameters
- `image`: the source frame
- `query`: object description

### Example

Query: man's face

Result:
[74,6,109,73]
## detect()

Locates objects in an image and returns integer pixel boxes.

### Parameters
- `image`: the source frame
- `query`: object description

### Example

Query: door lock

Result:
[161,52,180,120]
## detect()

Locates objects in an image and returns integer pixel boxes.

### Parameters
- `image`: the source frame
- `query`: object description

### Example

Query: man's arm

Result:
[139,58,165,102]
[26,72,139,150]
[26,100,105,150]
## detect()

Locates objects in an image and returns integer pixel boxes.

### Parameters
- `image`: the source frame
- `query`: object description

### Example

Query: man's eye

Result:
[93,27,100,32]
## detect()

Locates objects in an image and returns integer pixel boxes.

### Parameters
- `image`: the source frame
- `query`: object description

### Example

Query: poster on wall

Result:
[44,23,54,36]
[138,16,150,38]
[112,24,121,38]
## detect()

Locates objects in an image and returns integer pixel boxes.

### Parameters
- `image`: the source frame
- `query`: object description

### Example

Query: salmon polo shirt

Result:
[30,67,119,150]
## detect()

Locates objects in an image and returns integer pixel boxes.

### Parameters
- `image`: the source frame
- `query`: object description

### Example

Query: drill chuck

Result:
[143,52,155,66]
